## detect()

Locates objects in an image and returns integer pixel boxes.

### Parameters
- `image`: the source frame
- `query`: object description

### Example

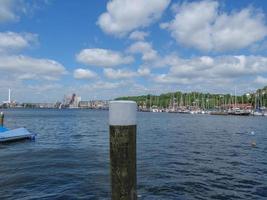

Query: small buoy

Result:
[250,131,255,135]
[137,194,142,198]
[251,141,256,147]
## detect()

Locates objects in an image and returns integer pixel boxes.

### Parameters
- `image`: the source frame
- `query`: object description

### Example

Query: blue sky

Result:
[1,0,267,102]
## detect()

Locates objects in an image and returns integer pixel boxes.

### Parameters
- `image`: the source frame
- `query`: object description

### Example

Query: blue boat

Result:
[0,127,36,142]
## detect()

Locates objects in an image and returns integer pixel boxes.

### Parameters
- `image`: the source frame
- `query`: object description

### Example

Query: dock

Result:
[0,128,35,142]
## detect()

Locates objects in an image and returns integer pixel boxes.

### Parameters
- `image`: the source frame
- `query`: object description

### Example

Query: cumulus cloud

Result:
[152,55,267,92]
[154,74,195,85]
[97,0,170,36]
[255,76,267,85]
[0,79,66,103]
[104,67,151,80]
[0,29,68,102]
[104,68,137,79]
[90,81,126,90]
[0,0,50,24]
[161,0,267,52]
[0,31,38,53]
[0,55,67,80]
[0,30,66,83]
[129,31,149,40]
[128,41,158,61]
[0,0,19,23]
[77,80,148,100]
[137,67,151,76]
[27,83,63,93]
[73,68,98,80]
[76,48,134,67]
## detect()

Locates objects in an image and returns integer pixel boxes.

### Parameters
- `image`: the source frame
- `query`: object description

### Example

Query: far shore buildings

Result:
[62,94,108,109]
[79,100,108,109]
[0,90,108,109]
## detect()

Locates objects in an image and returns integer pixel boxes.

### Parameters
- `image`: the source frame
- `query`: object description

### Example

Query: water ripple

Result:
[0,110,266,199]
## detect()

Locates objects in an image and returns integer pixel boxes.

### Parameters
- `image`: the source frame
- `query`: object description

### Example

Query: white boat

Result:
[190,110,197,114]
[152,108,159,112]
[0,127,35,142]
[253,111,263,116]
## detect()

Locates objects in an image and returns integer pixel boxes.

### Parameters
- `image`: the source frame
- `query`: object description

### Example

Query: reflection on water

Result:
[0,109,266,199]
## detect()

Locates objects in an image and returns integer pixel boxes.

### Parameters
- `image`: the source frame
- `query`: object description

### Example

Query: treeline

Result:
[116,86,267,109]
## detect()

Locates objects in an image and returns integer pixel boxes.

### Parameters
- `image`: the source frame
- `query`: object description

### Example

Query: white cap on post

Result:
[109,101,137,126]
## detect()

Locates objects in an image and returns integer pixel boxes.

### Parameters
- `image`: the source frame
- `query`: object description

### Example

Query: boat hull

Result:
[210,112,228,115]
[228,112,250,116]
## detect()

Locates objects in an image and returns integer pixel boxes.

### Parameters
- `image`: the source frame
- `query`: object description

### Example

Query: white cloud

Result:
[161,0,267,52]
[98,0,170,36]
[152,55,267,93]
[27,83,63,93]
[77,80,145,100]
[104,68,137,79]
[154,74,194,84]
[0,79,66,103]
[138,67,151,76]
[128,41,158,61]
[0,32,38,53]
[255,76,267,85]
[0,55,67,80]
[0,0,19,23]
[0,0,50,24]
[90,81,126,90]
[76,48,134,67]
[129,31,149,40]
[73,68,98,80]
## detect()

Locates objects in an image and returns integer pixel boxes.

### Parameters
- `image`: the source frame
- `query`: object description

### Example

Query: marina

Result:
[2,87,267,117]
[117,86,267,117]
[1,0,267,199]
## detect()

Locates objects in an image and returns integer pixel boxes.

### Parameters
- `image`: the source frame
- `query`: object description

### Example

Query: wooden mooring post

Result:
[109,101,137,200]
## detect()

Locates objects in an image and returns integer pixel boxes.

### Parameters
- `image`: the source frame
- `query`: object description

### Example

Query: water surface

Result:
[0,109,266,199]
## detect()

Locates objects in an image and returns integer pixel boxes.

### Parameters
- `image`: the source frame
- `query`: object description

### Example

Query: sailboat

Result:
[253,91,264,116]
[228,88,250,116]
[228,108,250,116]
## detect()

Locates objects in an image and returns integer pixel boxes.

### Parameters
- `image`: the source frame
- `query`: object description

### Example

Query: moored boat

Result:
[253,110,264,116]
[228,108,250,116]
[210,111,228,115]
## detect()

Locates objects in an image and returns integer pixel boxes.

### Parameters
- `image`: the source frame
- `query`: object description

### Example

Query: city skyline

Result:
[1,0,267,102]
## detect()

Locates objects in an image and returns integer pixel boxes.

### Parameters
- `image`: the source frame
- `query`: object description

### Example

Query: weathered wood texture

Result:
[110,125,137,200]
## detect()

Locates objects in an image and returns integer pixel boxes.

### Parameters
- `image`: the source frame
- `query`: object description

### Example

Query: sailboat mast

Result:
[255,91,257,110]
[234,87,237,108]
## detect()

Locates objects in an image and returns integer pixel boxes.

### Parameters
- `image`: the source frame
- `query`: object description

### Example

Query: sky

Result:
[1,0,267,102]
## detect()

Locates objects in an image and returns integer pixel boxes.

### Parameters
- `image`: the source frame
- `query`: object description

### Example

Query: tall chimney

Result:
[8,89,11,103]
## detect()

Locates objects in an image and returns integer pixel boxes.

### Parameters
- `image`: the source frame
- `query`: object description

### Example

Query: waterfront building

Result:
[62,94,81,108]
[69,95,81,109]
[79,101,91,108]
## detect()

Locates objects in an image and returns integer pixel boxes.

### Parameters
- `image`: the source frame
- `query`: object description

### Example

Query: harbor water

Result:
[0,109,267,199]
